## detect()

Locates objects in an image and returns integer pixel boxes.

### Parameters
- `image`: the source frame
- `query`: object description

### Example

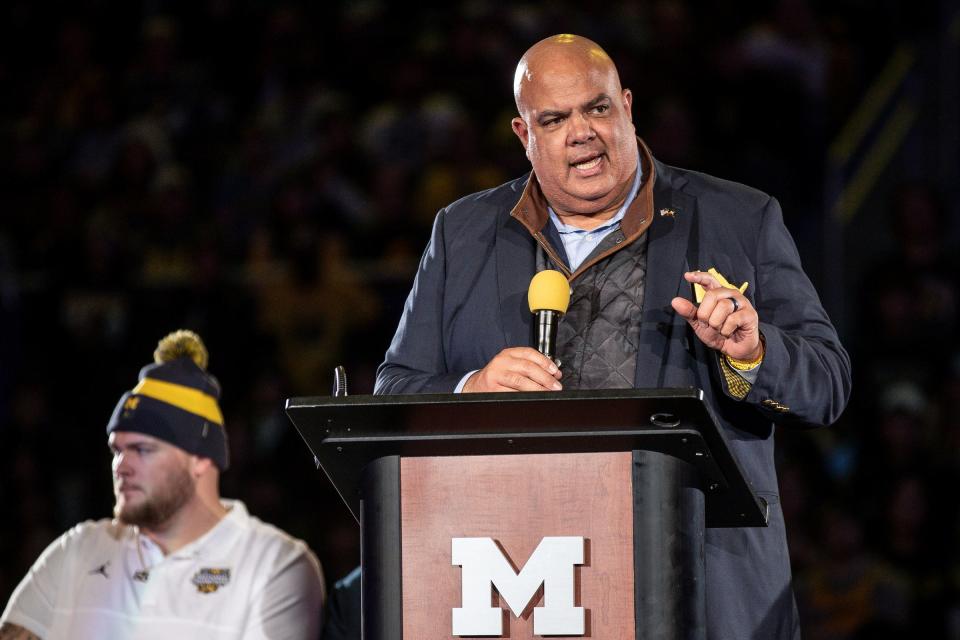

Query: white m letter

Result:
[451,536,585,636]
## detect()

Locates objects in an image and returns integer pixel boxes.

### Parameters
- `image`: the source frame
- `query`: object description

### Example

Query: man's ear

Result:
[190,456,215,478]
[511,116,529,150]
[622,88,633,122]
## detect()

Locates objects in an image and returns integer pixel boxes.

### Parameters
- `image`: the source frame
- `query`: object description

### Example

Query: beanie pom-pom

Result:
[154,330,209,370]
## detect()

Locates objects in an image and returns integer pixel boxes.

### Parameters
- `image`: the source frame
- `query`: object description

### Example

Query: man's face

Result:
[512,59,638,219]
[109,431,195,529]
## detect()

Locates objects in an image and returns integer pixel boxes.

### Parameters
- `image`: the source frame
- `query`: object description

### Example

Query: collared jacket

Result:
[376,150,851,639]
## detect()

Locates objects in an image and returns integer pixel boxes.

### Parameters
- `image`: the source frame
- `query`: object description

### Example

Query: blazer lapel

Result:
[496,212,537,348]
[634,163,696,388]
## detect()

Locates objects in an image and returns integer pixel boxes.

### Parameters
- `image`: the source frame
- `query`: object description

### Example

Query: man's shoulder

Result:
[223,500,317,561]
[658,162,773,215]
[223,501,325,594]
[53,519,129,550]
[17,518,128,579]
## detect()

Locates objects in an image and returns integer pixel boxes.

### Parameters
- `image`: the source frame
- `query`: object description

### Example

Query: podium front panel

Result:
[400,452,635,639]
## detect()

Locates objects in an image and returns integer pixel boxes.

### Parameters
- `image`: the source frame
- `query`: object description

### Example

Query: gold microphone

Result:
[527,270,571,362]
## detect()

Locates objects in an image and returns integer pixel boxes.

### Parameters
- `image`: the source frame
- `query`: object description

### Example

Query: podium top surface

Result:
[286,388,767,527]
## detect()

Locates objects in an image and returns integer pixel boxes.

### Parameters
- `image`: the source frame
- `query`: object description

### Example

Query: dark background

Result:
[1,1,959,637]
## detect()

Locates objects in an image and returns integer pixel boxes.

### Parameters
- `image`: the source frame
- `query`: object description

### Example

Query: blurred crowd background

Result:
[1,1,959,637]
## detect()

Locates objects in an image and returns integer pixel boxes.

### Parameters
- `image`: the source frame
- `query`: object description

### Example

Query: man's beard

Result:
[114,464,194,529]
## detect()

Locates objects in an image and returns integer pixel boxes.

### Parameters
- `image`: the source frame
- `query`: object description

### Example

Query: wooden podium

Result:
[286,389,766,640]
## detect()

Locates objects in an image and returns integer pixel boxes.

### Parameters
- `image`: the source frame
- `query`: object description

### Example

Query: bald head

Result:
[510,34,638,228]
[514,34,622,116]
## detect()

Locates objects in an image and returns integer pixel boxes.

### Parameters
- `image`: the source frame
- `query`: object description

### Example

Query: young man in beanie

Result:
[0,330,325,640]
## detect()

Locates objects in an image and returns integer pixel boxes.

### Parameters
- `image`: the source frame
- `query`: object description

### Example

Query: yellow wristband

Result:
[726,339,765,371]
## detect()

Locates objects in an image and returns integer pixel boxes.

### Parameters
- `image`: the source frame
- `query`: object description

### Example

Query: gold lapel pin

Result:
[659,208,676,217]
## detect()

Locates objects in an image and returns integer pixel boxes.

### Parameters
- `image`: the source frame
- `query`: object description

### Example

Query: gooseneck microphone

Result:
[527,270,571,362]
[332,365,348,397]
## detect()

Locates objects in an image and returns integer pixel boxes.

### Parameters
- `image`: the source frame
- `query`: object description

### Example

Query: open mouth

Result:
[570,153,604,173]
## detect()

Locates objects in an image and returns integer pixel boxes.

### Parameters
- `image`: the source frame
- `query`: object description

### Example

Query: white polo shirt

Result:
[1,500,324,640]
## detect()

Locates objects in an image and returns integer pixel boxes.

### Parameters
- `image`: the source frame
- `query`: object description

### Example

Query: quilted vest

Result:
[540,227,648,390]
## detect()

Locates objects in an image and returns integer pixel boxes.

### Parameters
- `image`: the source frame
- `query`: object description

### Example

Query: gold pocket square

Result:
[693,267,748,303]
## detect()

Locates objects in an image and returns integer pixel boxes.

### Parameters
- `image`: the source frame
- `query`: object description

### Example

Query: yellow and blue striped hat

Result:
[107,330,229,470]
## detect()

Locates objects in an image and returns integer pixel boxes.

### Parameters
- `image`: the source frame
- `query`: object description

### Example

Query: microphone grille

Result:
[528,269,571,313]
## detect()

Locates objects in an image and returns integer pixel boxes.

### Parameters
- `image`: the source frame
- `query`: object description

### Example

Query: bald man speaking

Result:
[375,34,850,639]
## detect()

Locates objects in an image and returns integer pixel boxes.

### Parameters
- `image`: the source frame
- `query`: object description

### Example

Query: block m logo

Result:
[451,536,585,636]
